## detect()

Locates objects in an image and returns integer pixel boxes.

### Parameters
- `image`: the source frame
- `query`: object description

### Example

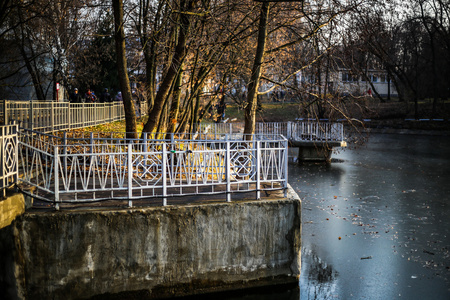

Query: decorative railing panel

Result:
[1,124,18,197]
[18,129,288,208]
[287,122,344,142]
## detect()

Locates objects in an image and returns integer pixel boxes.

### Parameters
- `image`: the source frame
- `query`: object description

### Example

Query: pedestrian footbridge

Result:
[199,121,347,161]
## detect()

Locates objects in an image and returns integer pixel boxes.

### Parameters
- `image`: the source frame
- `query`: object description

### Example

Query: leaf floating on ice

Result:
[361,256,372,260]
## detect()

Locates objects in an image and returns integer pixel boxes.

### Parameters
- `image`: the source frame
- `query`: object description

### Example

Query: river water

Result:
[222,133,450,300]
[294,133,450,299]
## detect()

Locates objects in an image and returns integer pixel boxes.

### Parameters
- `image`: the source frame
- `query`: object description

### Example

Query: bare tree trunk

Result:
[138,0,164,113]
[142,0,193,133]
[166,67,183,135]
[244,2,269,139]
[144,47,156,112]
[112,0,137,138]
[419,1,439,117]
[15,20,46,100]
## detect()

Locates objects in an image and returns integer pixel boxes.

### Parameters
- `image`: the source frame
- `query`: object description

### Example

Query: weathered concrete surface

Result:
[0,186,301,300]
[0,193,25,230]
[290,141,347,162]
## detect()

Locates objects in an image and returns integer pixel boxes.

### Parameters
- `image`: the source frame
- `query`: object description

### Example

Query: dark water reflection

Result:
[178,135,450,300]
[294,133,450,299]
[220,133,449,300]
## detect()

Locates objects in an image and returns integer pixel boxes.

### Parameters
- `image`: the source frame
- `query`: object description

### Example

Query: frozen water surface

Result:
[295,133,450,299]
[182,133,450,300]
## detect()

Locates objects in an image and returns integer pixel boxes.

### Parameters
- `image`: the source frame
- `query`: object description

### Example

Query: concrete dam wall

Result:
[0,190,301,299]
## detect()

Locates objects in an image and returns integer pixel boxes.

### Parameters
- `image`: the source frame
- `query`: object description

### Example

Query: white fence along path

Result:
[1,100,125,133]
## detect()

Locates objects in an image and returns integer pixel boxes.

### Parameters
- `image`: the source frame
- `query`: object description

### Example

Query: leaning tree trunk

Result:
[244,2,269,140]
[142,0,192,133]
[112,0,137,138]
[166,67,183,135]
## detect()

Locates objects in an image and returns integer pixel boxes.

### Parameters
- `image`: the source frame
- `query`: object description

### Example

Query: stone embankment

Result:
[0,186,301,300]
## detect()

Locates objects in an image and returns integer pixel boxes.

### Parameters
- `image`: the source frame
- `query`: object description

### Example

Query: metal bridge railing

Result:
[197,121,345,142]
[1,100,125,133]
[287,122,344,142]
[0,123,18,198]
[18,129,288,209]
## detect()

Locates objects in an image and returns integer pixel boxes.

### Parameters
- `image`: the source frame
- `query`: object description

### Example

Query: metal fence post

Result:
[82,102,85,128]
[67,102,71,130]
[283,139,288,198]
[127,144,133,207]
[287,121,291,139]
[13,124,18,191]
[256,140,261,200]
[1,126,5,198]
[143,132,148,151]
[162,144,167,206]
[90,132,94,157]
[51,101,55,133]
[63,132,67,173]
[225,138,231,202]
[3,100,7,126]
[29,101,33,131]
[54,146,60,210]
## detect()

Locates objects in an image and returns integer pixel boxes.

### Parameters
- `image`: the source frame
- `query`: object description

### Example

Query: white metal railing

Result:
[287,122,344,141]
[198,122,345,142]
[18,129,288,209]
[1,123,18,197]
[1,100,125,133]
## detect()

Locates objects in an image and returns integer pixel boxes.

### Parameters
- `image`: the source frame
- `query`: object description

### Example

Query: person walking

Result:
[100,88,112,103]
[85,89,96,103]
[115,91,122,102]
[70,88,82,103]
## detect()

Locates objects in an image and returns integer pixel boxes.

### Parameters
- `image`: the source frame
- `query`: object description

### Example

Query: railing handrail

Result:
[1,100,126,134]
[18,128,289,209]
[198,121,345,142]
[7,119,344,207]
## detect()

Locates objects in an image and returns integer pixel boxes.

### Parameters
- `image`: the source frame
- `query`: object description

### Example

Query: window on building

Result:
[371,74,378,82]
[342,73,358,82]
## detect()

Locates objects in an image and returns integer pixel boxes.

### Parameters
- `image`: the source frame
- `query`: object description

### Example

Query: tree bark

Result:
[166,66,183,135]
[244,2,269,139]
[112,0,137,138]
[142,0,193,133]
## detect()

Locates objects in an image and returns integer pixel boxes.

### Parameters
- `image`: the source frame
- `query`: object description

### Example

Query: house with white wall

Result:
[331,68,398,98]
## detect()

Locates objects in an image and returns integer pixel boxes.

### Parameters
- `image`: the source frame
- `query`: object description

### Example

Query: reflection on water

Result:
[301,247,338,299]
[176,134,450,300]
[294,133,450,300]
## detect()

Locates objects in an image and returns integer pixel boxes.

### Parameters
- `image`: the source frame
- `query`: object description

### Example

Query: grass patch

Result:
[75,119,146,133]
[224,103,301,123]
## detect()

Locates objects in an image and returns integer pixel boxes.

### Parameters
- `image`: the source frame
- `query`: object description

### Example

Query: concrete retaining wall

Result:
[0,193,25,230]
[0,189,301,300]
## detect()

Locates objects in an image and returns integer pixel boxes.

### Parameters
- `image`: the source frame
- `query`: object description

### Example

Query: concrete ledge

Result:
[289,141,347,162]
[289,140,346,148]
[0,186,301,300]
